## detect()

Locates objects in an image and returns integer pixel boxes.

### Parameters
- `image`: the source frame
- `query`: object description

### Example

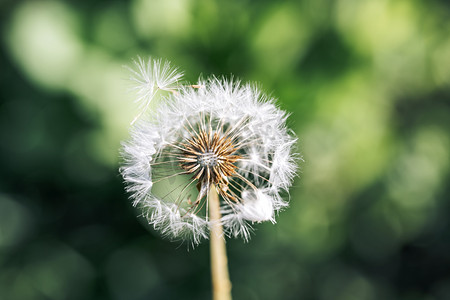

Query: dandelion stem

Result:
[209,186,232,300]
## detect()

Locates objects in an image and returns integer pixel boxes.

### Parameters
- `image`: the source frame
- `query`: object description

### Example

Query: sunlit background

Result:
[1,0,450,299]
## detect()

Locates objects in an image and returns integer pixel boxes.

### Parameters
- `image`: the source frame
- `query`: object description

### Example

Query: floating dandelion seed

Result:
[121,58,298,246]
[127,57,184,124]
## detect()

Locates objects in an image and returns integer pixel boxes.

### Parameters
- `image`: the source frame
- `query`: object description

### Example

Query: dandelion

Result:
[122,59,297,243]
[120,57,298,299]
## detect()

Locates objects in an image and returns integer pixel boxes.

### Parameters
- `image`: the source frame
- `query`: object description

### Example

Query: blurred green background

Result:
[1,0,450,299]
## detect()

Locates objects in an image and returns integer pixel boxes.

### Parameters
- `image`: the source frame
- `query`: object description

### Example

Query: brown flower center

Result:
[178,129,241,202]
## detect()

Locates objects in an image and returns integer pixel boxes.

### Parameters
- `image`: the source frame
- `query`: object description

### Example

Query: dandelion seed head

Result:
[121,59,298,245]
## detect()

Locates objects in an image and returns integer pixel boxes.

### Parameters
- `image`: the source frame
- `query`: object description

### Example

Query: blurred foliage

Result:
[1,0,450,299]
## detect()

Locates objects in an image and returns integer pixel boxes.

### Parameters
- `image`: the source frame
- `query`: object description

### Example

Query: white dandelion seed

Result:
[121,58,298,246]
[127,56,184,124]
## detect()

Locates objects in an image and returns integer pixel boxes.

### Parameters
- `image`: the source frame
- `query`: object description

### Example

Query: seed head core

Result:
[178,128,241,202]
[198,151,218,167]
